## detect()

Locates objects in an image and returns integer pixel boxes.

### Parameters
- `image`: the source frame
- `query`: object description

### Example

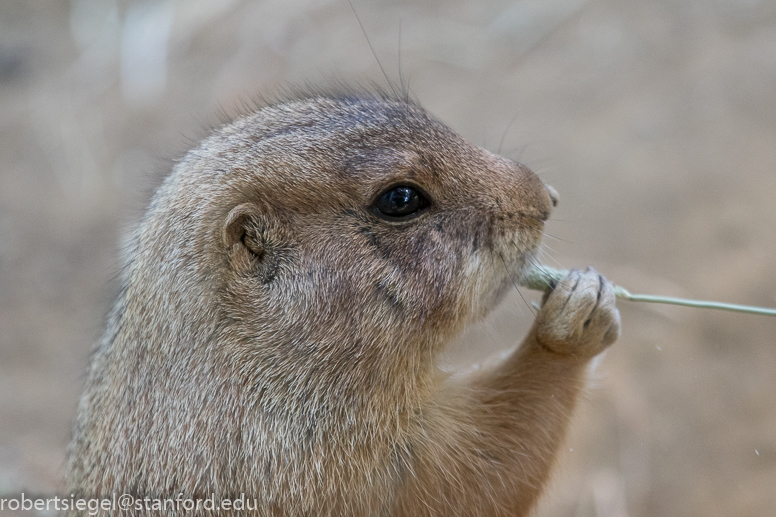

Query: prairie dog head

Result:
[130,94,555,364]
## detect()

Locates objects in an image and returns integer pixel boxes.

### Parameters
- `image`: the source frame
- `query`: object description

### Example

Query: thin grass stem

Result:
[520,265,776,317]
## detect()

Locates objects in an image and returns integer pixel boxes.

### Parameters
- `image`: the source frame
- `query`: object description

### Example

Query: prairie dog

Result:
[67,91,620,516]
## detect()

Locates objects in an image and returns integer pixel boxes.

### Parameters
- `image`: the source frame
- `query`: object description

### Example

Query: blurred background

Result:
[0,0,774,515]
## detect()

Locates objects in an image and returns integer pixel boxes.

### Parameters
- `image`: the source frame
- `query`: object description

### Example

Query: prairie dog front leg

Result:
[398,269,621,517]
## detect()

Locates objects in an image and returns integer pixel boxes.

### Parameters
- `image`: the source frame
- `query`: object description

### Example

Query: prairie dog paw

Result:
[534,268,621,358]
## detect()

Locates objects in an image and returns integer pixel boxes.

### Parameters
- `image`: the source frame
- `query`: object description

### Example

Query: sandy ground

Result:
[1,1,775,515]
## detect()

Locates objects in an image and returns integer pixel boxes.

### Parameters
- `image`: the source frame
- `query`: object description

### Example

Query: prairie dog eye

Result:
[373,186,430,220]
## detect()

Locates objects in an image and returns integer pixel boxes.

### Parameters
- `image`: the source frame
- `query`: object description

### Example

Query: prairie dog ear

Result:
[223,202,290,282]
[223,203,265,258]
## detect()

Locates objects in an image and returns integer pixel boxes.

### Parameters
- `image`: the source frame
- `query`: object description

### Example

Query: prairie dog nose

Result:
[546,185,559,208]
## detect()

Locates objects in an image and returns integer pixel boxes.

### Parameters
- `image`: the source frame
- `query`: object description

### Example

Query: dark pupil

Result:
[377,187,419,217]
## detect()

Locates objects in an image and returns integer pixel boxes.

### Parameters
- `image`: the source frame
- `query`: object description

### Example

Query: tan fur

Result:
[66,92,620,516]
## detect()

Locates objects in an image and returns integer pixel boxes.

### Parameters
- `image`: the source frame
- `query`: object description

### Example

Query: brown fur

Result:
[66,92,620,516]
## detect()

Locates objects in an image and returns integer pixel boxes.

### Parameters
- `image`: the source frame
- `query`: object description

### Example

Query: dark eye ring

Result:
[372,185,430,220]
